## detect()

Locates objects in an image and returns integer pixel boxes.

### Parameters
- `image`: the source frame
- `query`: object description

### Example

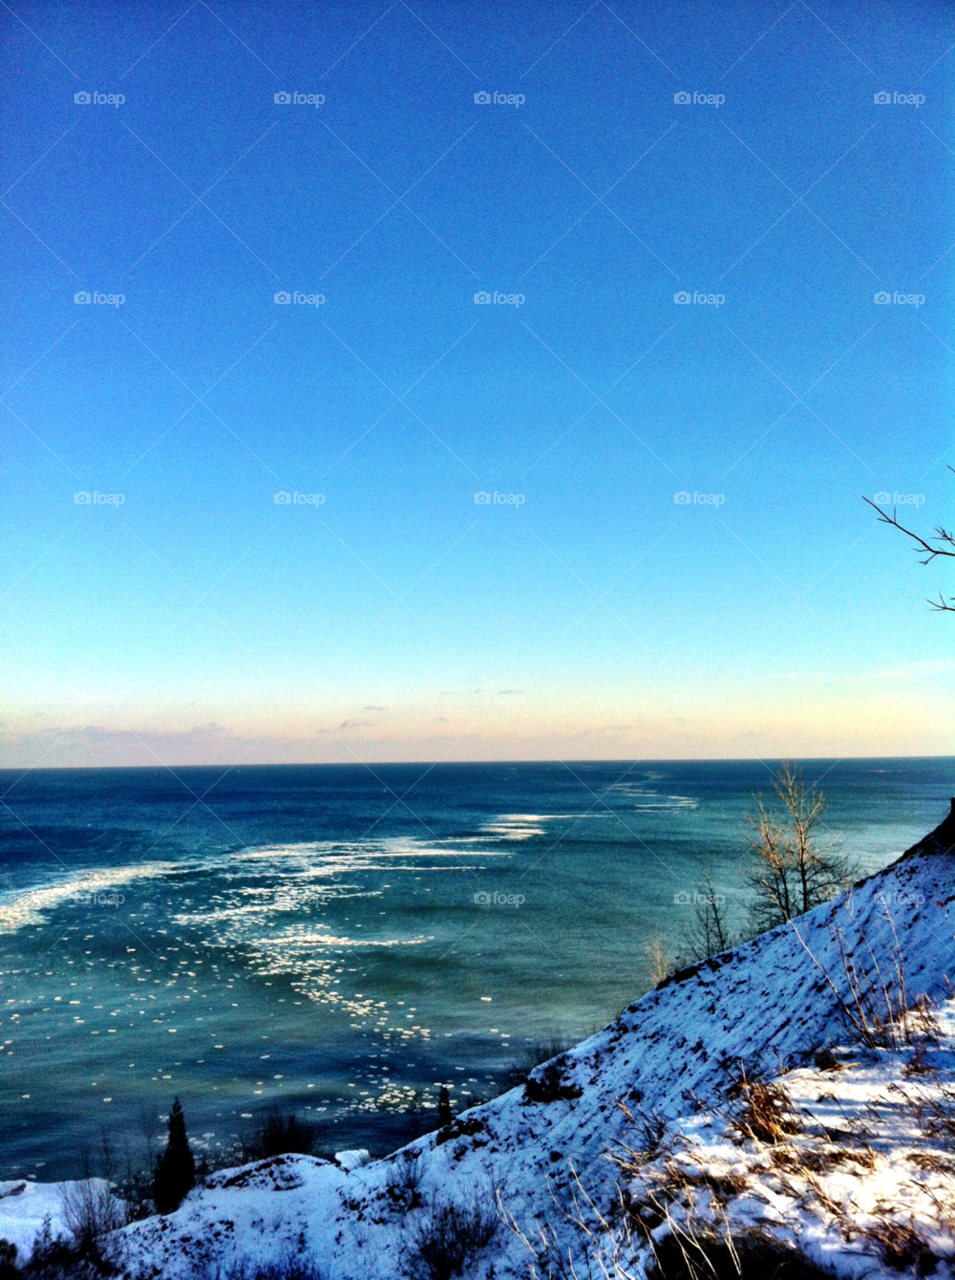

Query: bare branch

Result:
[863,497,955,564]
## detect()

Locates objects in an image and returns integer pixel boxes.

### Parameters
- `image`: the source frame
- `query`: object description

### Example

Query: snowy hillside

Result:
[10,803,955,1278]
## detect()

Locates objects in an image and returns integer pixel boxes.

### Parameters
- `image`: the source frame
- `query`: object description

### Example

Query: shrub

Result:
[523,1058,582,1105]
[61,1177,124,1253]
[386,1151,424,1211]
[16,1214,117,1279]
[502,1037,571,1089]
[209,1259,326,1280]
[406,1195,498,1280]
[248,1109,315,1160]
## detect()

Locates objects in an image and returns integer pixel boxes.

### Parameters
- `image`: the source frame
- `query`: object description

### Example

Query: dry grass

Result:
[729,1068,801,1146]
[857,1219,938,1275]
[770,1143,878,1174]
[644,1224,831,1279]
[791,908,941,1053]
[500,1166,641,1280]
[907,1150,955,1172]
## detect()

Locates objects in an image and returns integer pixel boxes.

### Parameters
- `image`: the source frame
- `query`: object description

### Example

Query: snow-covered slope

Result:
[14,804,955,1279]
[0,1178,113,1263]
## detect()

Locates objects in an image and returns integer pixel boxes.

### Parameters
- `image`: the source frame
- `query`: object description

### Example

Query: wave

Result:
[0,862,178,935]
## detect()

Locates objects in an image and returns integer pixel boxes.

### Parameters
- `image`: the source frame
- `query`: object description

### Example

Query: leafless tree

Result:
[643,931,673,985]
[677,871,737,965]
[864,467,955,613]
[747,763,855,933]
[61,1131,125,1256]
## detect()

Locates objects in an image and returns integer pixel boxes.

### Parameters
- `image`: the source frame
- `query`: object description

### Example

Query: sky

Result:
[1,0,953,767]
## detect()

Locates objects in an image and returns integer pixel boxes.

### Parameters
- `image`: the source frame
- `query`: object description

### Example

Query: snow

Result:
[334,1149,371,1171]
[4,802,954,1279]
[0,1177,112,1262]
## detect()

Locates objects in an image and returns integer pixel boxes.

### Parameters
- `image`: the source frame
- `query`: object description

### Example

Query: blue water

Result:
[0,758,951,1178]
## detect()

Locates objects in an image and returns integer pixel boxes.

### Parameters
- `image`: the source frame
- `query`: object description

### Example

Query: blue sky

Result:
[1,0,953,766]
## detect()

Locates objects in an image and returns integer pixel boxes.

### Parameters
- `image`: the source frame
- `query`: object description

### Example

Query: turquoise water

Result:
[0,758,951,1178]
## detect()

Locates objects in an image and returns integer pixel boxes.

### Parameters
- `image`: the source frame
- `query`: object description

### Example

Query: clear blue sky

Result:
[2,0,953,766]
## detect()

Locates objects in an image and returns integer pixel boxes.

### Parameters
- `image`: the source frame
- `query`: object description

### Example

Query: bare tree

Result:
[864,468,955,613]
[61,1132,125,1257]
[643,931,672,985]
[747,763,855,933]
[677,871,737,965]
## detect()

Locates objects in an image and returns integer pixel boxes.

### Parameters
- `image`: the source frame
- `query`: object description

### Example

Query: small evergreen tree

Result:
[437,1086,453,1127]
[153,1097,196,1214]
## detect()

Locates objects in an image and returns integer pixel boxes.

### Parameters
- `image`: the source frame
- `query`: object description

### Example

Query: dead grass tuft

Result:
[645,1225,832,1279]
[860,1219,938,1275]
[730,1068,801,1146]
